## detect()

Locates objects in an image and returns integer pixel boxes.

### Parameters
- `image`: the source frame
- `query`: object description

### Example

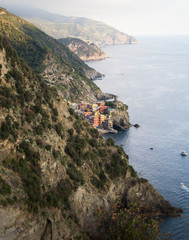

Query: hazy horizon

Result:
[1,0,189,36]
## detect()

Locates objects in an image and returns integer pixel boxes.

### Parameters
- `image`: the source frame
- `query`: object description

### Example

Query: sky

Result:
[1,0,189,36]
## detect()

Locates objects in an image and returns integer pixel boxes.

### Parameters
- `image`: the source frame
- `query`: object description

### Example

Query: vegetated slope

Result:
[0,7,102,102]
[5,6,137,47]
[0,36,182,239]
[59,37,106,61]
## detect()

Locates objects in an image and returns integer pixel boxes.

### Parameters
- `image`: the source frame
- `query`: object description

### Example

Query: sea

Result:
[87,36,189,240]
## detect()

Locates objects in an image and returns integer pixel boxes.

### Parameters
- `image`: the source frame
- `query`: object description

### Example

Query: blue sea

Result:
[87,36,189,240]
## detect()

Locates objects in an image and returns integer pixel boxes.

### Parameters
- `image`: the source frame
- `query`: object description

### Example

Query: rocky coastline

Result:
[0,19,183,240]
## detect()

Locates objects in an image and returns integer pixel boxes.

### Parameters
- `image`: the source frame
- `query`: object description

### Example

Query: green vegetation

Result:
[104,101,115,108]
[67,164,84,185]
[0,116,19,142]
[0,8,100,102]
[98,199,163,240]
[59,37,105,60]
[105,152,128,179]
[0,176,11,196]
[106,137,115,146]
[0,27,166,240]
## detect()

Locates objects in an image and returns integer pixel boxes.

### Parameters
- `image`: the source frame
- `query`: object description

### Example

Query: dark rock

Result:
[134,124,140,128]
[95,92,116,100]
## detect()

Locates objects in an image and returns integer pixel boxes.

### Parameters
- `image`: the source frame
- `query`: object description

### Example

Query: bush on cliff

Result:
[98,199,162,240]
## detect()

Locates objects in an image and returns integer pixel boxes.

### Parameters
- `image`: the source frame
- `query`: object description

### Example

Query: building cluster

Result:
[71,101,115,129]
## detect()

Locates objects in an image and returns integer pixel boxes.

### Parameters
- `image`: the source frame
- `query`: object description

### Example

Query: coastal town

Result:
[70,97,130,133]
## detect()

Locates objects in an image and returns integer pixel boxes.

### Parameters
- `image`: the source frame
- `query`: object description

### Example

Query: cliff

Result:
[111,102,131,130]
[59,38,107,61]
[0,7,103,102]
[0,36,182,240]
[5,6,137,47]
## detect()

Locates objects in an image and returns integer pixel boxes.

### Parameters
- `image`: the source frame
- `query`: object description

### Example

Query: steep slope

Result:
[0,7,102,102]
[5,6,137,47]
[59,37,106,61]
[0,36,182,239]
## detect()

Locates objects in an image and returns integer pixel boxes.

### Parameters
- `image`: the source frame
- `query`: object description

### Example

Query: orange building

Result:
[90,115,100,127]
[89,114,106,127]
[84,112,93,117]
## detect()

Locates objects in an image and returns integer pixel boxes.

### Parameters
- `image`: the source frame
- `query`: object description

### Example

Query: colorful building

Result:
[99,106,109,113]
[74,101,112,128]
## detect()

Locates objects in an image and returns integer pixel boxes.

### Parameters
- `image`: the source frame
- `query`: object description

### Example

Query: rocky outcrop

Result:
[59,38,107,62]
[95,92,116,100]
[124,179,182,217]
[70,175,182,238]
[110,102,131,130]
[0,174,182,240]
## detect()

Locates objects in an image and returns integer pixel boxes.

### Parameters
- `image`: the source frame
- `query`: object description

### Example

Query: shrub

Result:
[99,170,107,185]
[34,124,44,135]
[139,178,148,183]
[56,178,73,208]
[0,176,11,195]
[45,144,51,151]
[129,165,137,178]
[36,138,44,148]
[105,153,128,179]
[55,122,64,137]
[74,121,82,133]
[65,143,77,159]
[88,127,99,138]
[52,107,58,116]
[69,108,75,115]
[0,121,9,140]
[106,137,115,146]
[53,149,60,159]
[98,200,161,240]
[67,164,84,185]
[91,176,102,189]
[89,138,98,147]
[68,128,74,137]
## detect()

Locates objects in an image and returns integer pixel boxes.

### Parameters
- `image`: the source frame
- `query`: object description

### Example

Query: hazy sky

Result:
[1,0,189,36]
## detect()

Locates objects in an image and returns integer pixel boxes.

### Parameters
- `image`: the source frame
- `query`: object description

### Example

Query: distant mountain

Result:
[5,7,137,47]
[59,38,106,61]
[0,7,102,102]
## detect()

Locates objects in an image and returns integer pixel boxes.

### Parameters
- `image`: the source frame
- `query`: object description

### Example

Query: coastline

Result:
[86,41,188,238]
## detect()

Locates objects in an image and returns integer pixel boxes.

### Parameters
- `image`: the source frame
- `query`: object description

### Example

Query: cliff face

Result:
[110,101,131,130]
[0,24,182,240]
[71,177,182,238]
[59,38,107,61]
[0,173,182,240]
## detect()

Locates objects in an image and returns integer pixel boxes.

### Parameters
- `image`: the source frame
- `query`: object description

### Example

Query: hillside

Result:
[4,7,137,47]
[0,7,103,102]
[59,37,106,61]
[0,36,182,239]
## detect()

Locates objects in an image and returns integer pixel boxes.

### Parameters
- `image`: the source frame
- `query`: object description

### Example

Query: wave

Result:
[181,183,189,192]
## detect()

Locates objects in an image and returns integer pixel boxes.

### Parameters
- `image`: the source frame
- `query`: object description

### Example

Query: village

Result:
[70,97,121,133]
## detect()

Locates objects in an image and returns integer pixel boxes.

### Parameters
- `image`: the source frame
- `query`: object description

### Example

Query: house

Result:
[99,106,109,113]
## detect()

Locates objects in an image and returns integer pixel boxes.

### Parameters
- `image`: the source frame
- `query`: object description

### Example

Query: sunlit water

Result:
[87,36,189,239]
